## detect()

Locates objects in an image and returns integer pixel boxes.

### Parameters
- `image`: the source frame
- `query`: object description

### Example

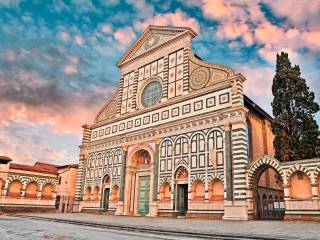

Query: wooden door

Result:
[103,188,110,210]
[178,184,188,216]
[138,176,150,215]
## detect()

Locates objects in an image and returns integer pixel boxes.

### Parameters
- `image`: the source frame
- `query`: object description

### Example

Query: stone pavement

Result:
[12,213,320,240]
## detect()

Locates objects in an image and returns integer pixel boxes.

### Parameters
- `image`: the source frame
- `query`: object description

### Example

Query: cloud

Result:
[200,0,320,64]
[114,27,136,48]
[59,31,70,41]
[0,0,23,8]
[74,35,84,45]
[64,64,78,74]
[101,23,112,33]
[134,9,200,33]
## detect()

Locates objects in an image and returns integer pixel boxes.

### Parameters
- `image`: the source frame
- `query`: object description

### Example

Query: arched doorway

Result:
[102,175,111,210]
[125,149,152,216]
[174,166,188,217]
[253,166,284,220]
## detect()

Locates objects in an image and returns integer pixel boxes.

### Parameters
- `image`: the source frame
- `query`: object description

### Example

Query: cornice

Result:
[90,79,235,129]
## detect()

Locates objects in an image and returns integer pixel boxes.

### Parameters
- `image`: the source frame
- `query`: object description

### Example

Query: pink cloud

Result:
[114,27,136,48]
[4,49,16,61]
[59,31,70,41]
[134,9,200,33]
[101,23,112,33]
[64,64,78,74]
[74,35,84,45]
[240,65,274,98]
[200,0,320,63]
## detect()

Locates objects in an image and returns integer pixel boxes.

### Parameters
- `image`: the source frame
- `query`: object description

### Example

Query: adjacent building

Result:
[75,26,320,221]
[0,156,78,213]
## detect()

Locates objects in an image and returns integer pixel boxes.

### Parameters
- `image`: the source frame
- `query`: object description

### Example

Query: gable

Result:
[117,25,197,67]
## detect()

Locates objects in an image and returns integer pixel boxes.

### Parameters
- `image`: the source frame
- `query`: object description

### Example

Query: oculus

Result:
[141,78,162,107]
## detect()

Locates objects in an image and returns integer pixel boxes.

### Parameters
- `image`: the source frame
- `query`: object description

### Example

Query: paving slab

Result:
[12,213,320,240]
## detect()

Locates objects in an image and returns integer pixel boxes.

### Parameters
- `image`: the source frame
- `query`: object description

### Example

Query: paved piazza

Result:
[2,213,319,240]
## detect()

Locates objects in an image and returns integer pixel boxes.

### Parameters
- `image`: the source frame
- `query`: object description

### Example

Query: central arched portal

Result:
[124,149,152,216]
[252,165,285,220]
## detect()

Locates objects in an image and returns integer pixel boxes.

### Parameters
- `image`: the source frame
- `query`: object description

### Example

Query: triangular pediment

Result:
[117,25,197,67]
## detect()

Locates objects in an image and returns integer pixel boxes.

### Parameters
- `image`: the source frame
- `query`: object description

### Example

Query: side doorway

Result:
[103,188,110,210]
[177,184,188,216]
[253,166,285,220]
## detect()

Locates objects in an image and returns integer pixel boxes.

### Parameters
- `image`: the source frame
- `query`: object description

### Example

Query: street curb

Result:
[9,214,291,240]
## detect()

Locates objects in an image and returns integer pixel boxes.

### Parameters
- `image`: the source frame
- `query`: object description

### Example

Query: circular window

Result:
[141,80,162,107]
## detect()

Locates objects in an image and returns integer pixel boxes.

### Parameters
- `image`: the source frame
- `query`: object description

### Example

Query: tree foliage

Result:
[271,52,319,161]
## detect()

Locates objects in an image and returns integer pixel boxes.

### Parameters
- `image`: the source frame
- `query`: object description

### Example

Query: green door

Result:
[138,176,150,215]
[103,188,110,210]
[178,184,188,216]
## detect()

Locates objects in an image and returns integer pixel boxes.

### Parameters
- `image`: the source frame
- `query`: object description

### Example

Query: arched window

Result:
[208,130,223,150]
[114,149,123,164]
[175,137,188,155]
[84,187,91,201]
[159,182,171,201]
[191,133,205,153]
[191,181,205,201]
[25,182,38,198]
[208,179,224,201]
[96,153,103,167]
[104,151,113,166]
[7,180,22,197]
[160,140,173,157]
[290,171,312,199]
[111,185,119,202]
[41,184,54,200]
[207,130,224,166]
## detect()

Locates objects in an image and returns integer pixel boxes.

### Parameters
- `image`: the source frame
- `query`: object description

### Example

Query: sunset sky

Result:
[0,0,319,166]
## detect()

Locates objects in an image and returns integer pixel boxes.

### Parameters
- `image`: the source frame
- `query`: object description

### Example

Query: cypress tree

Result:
[271,52,319,161]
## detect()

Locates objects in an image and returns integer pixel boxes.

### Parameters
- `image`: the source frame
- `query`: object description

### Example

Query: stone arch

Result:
[159,181,171,201]
[7,180,22,197]
[127,145,154,166]
[110,185,119,202]
[190,174,205,186]
[92,185,100,200]
[25,177,40,185]
[84,186,92,201]
[174,165,189,179]
[208,178,224,201]
[206,127,224,139]
[7,175,27,185]
[248,156,283,188]
[314,165,320,183]
[41,183,54,200]
[25,181,39,198]
[39,179,57,191]
[159,177,172,186]
[191,180,205,201]
[208,172,224,183]
[286,164,312,183]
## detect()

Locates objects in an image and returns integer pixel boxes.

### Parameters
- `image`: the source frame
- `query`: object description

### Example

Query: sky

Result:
[0,0,319,166]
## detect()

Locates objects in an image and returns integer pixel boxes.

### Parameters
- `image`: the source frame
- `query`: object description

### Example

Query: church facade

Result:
[75,26,320,221]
